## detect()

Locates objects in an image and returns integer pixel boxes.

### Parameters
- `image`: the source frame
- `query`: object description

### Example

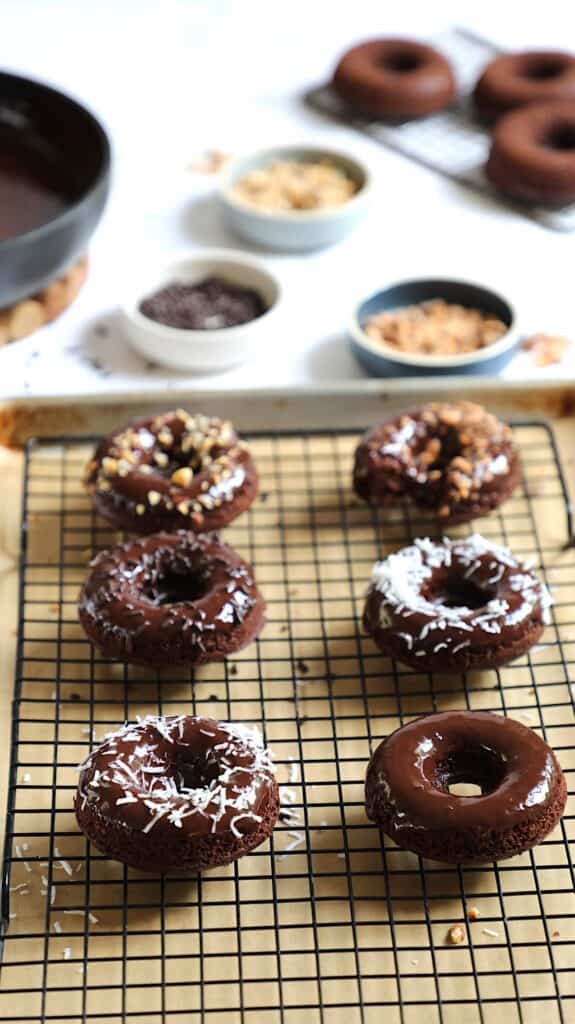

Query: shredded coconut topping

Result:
[78,715,276,838]
[369,534,552,657]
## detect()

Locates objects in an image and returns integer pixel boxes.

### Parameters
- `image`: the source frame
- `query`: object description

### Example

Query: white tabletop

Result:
[1,0,574,401]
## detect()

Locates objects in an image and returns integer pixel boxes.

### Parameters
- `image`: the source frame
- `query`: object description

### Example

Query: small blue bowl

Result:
[350,278,519,377]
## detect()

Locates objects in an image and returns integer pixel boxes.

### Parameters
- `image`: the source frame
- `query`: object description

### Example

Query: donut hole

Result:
[381,51,421,74]
[544,123,575,151]
[522,58,566,81]
[175,753,221,792]
[426,576,496,611]
[436,746,507,797]
[143,568,211,606]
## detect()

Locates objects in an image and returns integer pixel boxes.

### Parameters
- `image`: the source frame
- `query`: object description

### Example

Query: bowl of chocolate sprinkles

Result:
[121,249,281,372]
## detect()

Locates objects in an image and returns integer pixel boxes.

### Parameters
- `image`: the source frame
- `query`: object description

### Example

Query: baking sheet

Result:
[304,27,575,234]
[1,415,574,1022]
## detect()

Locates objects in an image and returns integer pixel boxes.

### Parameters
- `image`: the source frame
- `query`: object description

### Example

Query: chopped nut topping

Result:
[522,333,571,367]
[147,491,162,506]
[154,451,169,468]
[364,299,507,357]
[135,504,145,515]
[232,158,358,212]
[467,906,481,921]
[171,466,194,487]
[446,924,466,945]
[101,456,118,475]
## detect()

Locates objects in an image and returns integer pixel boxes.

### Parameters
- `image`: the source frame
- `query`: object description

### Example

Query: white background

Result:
[0,0,574,400]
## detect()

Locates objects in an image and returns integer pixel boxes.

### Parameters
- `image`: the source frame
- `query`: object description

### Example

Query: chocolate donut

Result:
[75,715,279,873]
[486,101,575,205]
[332,38,456,122]
[366,710,567,864]
[363,534,552,672]
[474,51,575,122]
[353,401,520,525]
[78,531,265,667]
[85,409,258,535]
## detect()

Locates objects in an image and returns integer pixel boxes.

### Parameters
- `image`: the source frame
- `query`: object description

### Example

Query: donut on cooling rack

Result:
[353,401,520,525]
[84,409,259,534]
[78,531,265,667]
[331,38,456,121]
[485,101,575,205]
[365,710,567,864]
[75,714,279,873]
[363,534,552,672]
[474,51,575,122]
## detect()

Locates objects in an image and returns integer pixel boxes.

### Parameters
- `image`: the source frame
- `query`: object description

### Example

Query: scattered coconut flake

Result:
[53,921,62,934]
[10,883,29,893]
[21,773,31,784]
[63,947,71,961]
[88,912,99,925]
[288,760,300,784]
[284,833,306,853]
[482,927,499,938]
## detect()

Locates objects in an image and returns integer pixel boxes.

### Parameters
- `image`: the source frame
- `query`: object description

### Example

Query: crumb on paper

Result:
[522,333,571,367]
[446,924,466,945]
[552,930,560,938]
[467,906,481,921]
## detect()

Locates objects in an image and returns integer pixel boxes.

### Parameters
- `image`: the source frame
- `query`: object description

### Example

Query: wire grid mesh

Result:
[304,28,575,234]
[1,422,574,1024]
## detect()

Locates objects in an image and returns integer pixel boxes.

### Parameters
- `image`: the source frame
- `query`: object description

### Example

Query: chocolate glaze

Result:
[474,51,575,122]
[486,101,575,205]
[78,531,266,667]
[332,38,456,122]
[85,410,259,535]
[75,714,279,872]
[366,711,567,864]
[364,534,552,673]
[353,401,520,525]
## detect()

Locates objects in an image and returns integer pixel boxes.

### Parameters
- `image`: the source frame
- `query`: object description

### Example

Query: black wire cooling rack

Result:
[1,422,574,1023]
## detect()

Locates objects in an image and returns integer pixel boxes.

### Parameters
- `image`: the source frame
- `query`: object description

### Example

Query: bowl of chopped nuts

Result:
[218,144,371,251]
[120,249,282,372]
[349,278,519,376]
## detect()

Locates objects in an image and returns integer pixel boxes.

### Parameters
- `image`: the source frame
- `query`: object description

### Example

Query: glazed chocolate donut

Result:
[75,715,279,873]
[332,38,456,122]
[486,101,575,205]
[363,534,552,672]
[85,409,258,535]
[366,710,567,864]
[353,401,520,525]
[78,531,265,667]
[474,51,575,122]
